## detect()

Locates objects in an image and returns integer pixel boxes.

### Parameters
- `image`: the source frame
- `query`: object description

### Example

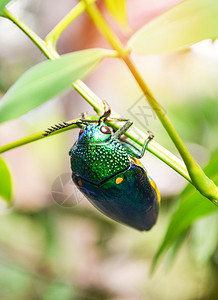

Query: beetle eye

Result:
[79,128,84,136]
[100,126,111,134]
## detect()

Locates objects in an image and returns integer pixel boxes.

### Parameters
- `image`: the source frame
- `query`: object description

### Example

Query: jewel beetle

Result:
[43,103,160,231]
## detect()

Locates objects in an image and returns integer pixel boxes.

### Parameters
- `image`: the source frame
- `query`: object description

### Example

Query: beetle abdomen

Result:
[72,161,159,231]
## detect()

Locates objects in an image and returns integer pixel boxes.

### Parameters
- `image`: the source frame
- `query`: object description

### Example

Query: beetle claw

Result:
[147,131,154,140]
[98,100,111,124]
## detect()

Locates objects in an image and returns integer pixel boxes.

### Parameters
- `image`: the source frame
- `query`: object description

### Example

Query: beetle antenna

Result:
[98,100,111,124]
[43,121,83,136]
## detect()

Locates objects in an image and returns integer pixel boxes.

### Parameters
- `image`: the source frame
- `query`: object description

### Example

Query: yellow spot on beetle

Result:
[116,177,123,184]
[78,180,83,186]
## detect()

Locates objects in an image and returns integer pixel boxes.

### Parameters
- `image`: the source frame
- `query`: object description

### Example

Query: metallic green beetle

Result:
[44,104,160,231]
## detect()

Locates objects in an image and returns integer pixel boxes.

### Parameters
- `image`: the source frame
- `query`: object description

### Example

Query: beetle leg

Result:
[80,112,88,119]
[112,119,133,139]
[119,131,154,158]
[136,131,154,158]
[98,100,112,124]
[119,137,142,157]
[108,117,154,158]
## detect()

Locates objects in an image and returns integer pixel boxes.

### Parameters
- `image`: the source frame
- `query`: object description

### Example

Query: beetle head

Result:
[77,122,112,144]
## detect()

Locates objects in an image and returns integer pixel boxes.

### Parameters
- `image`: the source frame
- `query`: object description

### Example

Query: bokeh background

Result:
[0,0,218,299]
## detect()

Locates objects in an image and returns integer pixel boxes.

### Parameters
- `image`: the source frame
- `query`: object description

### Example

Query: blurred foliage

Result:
[0,49,108,123]
[153,151,218,271]
[104,0,127,28]
[0,0,218,299]
[0,0,11,16]
[0,203,217,299]
[128,0,218,54]
[0,156,12,202]
[169,97,218,150]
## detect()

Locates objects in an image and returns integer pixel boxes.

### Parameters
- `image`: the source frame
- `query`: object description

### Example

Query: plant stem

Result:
[0,7,200,184]
[3,9,108,112]
[0,120,81,153]
[82,0,218,204]
[124,56,218,203]
[3,9,53,59]
[3,5,217,203]
[0,113,191,183]
[45,0,97,49]
[82,0,128,58]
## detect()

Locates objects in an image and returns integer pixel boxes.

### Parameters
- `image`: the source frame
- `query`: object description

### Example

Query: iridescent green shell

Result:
[70,139,130,184]
[69,122,160,231]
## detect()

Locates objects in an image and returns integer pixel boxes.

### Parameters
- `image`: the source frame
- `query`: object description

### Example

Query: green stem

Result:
[82,0,128,58]
[81,0,218,204]
[3,9,53,59]
[0,112,191,183]
[0,7,198,185]
[106,121,191,183]
[0,119,81,153]
[3,9,107,112]
[45,0,97,49]
[72,80,104,115]
[124,56,218,203]
[3,5,217,204]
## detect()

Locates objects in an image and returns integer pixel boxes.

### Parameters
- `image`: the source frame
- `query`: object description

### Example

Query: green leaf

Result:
[191,213,218,264]
[0,49,111,123]
[152,151,218,271]
[128,0,218,54]
[0,0,12,16]
[0,156,12,203]
[105,0,128,27]
[165,229,188,270]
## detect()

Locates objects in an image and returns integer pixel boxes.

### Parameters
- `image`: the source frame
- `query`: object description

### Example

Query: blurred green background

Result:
[0,0,218,299]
